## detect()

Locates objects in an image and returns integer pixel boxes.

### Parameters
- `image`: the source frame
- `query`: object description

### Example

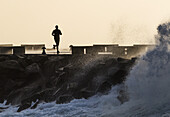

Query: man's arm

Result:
[52,30,55,36]
[59,30,62,35]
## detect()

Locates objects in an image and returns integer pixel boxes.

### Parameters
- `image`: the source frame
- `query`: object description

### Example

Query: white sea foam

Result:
[0,86,121,117]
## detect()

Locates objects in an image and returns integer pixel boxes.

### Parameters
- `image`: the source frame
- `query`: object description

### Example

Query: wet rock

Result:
[28,55,48,64]
[6,84,42,105]
[78,89,95,99]
[117,57,129,63]
[0,56,9,62]
[97,81,112,93]
[0,98,4,103]
[17,102,32,112]
[0,60,23,71]
[31,100,39,109]
[56,95,74,104]
[25,63,40,74]
[4,79,16,92]
[67,82,78,89]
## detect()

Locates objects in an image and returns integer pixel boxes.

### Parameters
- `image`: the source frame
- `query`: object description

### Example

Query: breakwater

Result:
[0,54,136,112]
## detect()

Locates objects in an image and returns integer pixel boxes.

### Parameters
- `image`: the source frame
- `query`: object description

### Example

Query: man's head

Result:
[55,25,58,29]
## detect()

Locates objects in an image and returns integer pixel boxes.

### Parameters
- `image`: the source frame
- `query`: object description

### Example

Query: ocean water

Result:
[1,25,170,117]
[0,86,122,117]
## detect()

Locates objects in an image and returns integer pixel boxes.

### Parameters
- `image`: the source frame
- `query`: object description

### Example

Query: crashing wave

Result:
[102,22,170,117]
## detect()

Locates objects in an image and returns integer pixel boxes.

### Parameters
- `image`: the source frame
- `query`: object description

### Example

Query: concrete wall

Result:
[0,44,13,47]
[71,46,85,54]
[92,45,106,54]
[13,47,25,55]
[0,44,13,54]
[0,46,25,55]
[70,44,155,58]
[21,44,45,50]
[0,47,12,54]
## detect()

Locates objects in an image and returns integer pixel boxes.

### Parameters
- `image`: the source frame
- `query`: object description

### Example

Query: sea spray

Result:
[101,22,170,117]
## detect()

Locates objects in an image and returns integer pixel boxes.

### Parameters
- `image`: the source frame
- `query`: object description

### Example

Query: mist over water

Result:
[103,22,170,117]
[111,19,156,45]
[0,22,170,117]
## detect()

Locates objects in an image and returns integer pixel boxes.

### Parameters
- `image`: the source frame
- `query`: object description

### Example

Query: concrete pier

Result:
[0,43,155,58]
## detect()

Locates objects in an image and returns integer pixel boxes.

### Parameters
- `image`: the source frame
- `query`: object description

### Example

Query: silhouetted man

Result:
[52,25,62,53]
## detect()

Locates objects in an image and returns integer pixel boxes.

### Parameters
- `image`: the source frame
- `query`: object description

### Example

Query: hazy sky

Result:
[0,0,170,48]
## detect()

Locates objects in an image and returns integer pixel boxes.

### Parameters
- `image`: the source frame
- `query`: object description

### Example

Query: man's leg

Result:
[53,45,56,49]
[57,45,59,54]
[55,38,60,54]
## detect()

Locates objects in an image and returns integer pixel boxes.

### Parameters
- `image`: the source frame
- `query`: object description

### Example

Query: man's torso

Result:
[53,29,62,38]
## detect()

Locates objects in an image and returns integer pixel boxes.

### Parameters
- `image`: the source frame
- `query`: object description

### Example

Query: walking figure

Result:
[52,25,62,54]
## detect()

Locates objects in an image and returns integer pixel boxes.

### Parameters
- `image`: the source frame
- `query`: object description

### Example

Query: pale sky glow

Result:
[0,0,170,48]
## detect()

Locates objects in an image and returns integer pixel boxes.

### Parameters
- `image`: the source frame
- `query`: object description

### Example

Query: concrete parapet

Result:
[21,44,45,50]
[0,46,25,55]
[70,46,89,54]
[106,44,119,52]
[86,46,94,54]
[0,44,13,47]
[119,46,136,58]
[13,46,25,55]
[92,45,107,54]
[133,44,155,51]
[0,47,12,54]
[70,44,155,58]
